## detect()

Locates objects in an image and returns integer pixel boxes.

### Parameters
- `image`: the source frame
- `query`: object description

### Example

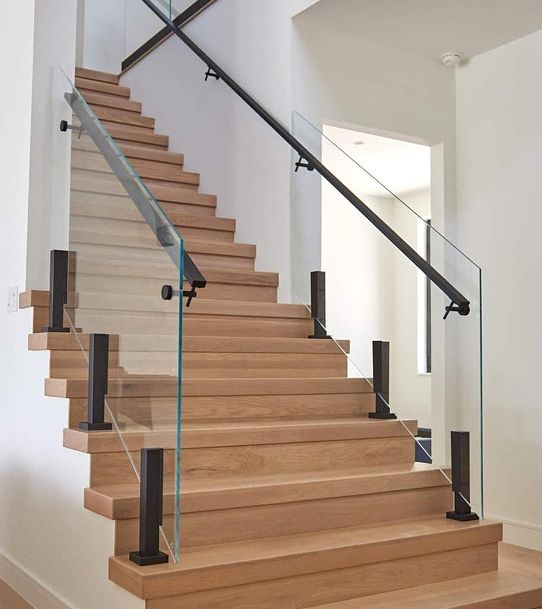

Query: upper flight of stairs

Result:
[20,66,542,608]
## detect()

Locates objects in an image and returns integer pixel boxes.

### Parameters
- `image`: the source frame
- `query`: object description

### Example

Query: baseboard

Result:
[0,553,73,609]
[487,513,542,551]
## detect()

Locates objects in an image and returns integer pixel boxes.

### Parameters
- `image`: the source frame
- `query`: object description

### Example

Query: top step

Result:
[75,67,119,85]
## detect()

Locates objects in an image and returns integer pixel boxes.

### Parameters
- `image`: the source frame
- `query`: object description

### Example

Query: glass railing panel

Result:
[57,69,186,561]
[292,112,484,518]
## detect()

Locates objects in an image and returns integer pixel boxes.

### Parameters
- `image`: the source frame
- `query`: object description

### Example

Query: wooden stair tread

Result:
[65,417,417,453]
[77,91,142,113]
[75,295,307,318]
[307,571,542,609]
[75,67,119,84]
[117,142,184,165]
[29,332,350,354]
[87,463,449,519]
[108,518,502,598]
[46,376,373,398]
[75,78,130,99]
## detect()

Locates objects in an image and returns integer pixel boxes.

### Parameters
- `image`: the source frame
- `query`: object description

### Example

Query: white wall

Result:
[122,0,297,300]
[0,2,143,607]
[456,29,542,549]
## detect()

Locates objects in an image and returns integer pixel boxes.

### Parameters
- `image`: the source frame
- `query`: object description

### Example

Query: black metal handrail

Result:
[138,0,470,316]
[122,0,218,72]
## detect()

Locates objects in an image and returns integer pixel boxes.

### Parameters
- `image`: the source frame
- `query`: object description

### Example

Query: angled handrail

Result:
[122,0,218,72]
[138,0,470,316]
[65,88,206,295]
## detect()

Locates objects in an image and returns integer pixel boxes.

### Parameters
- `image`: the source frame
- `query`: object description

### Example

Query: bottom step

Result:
[308,571,542,609]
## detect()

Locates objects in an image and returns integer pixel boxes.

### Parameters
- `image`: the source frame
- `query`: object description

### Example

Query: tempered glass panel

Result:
[58,69,185,561]
[292,112,484,517]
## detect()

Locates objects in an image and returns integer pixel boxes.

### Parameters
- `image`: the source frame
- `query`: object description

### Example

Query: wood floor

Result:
[19,65,542,608]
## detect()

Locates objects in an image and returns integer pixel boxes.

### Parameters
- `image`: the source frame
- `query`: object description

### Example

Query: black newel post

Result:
[79,334,112,431]
[368,341,397,420]
[446,431,479,521]
[45,250,70,333]
[130,448,169,566]
[309,271,330,339]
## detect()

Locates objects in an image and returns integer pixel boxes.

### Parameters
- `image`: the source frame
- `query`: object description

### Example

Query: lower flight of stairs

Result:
[20,66,542,608]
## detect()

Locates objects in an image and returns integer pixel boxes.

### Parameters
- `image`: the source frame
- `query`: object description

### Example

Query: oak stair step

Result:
[108,518,502,600]
[75,77,130,99]
[29,332,349,355]
[85,462,449,519]
[89,104,155,130]
[78,91,142,113]
[45,376,373,398]
[307,571,542,609]
[65,418,417,453]
[75,67,119,84]
[97,123,169,148]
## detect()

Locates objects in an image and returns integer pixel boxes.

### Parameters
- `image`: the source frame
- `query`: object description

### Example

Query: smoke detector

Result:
[440,52,465,67]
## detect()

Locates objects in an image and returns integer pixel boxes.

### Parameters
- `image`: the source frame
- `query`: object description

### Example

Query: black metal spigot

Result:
[443,300,471,319]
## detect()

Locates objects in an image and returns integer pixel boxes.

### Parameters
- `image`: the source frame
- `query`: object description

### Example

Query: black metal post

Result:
[130,449,169,566]
[79,334,112,431]
[309,271,330,339]
[45,250,70,333]
[446,431,479,521]
[369,341,397,420]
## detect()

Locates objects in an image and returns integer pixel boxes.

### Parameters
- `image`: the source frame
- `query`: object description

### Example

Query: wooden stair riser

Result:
[69,312,310,339]
[114,486,452,554]
[89,104,155,130]
[68,393,374,428]
[90,437,415,485]
[50,350,347,379]
[75,78,130,98]
[70,242,255,273]
[140,545,498,609]
[75,68,119,84]
[79,91,142,114]
[71,195,233,241]
[72,149,199,188]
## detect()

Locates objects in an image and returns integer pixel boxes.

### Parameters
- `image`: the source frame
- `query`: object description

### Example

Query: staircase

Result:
[21,66,542,609]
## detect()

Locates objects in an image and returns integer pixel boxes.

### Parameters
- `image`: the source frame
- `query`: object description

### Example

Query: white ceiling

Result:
[323,125,431,198]
[300,0,542,60]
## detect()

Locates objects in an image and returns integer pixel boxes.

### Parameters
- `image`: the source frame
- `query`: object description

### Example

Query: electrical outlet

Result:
[7,286,19,313]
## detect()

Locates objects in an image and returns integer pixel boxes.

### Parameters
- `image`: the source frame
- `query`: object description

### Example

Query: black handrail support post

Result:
[446,431,479,521]
[309,271,330,339]
[45,250,70,333]
[369,341,397,420]
[79,334,113,431]
[130,448,169,566]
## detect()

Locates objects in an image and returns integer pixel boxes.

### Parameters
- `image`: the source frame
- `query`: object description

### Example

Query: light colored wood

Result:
[108,519,501,599]
[75,77,130,98]
[75,67,119,84]
[500,543,542,581]
[90,436,414,486]
[0,578,35,609]
[70,168,215,208]
[78,90,142,113]
[98,124,168,148]
[114,486,452,553]
[68,392,373,429]
[86,463,449,519]
[65,418,417,453]
[71,149,198,187]
[145,545,498,609]
[89,104,155,130]
[305,571,542,609]
[46,376,372,399]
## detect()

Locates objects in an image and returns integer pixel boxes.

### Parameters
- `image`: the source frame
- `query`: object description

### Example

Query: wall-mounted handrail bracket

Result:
[443,300,471,320]
[60,119,84,139]
[204,67,219,81]
[295,156,315,173]
[161,284,199,307]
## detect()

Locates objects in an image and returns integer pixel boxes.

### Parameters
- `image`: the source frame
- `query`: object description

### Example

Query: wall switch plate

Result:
[8,286,19,313]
